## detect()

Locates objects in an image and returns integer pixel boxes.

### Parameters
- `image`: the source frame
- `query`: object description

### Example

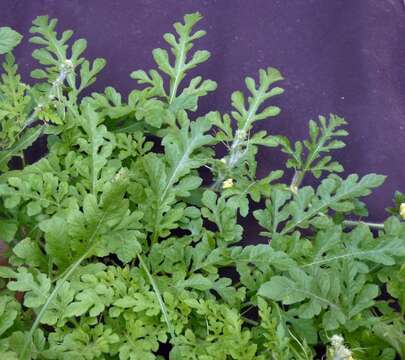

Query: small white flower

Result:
[340,348,352,358]
[330,334,353,360]
[331,335,344,347]
[222,178,234,189]
[290,184,298,194]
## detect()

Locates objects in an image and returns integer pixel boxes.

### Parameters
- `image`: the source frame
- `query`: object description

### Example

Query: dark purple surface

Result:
[2,0,405,223]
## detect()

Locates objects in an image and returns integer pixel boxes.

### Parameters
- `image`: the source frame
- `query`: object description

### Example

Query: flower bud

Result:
[400,203,405,220]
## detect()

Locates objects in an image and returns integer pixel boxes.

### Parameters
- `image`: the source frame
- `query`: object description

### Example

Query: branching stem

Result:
[19,60,73,134]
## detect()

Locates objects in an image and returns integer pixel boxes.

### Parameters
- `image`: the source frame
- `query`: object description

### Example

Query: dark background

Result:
[1,0,405,226]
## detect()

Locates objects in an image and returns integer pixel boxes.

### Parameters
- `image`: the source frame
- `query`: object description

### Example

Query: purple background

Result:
[2,0,405,224]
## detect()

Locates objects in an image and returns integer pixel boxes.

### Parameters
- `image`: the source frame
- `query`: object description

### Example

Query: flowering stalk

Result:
[21,59,74,132]
[212,129,249,189]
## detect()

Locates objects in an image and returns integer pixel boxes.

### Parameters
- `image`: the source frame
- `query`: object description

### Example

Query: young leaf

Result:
[0,27,22,54]
[213,67,284,186]
[277,114,348,188]
[131,12,216,118]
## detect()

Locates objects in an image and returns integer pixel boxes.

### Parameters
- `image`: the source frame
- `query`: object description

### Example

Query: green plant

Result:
[0,13,404,360]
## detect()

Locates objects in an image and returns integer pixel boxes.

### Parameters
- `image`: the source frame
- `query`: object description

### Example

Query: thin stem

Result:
[241,305,255,316]
[22,194,106,358]
[21,246,93,359]
[20,153,26,168]
[243,316,259,326]
[342,220,384,230]
[288,328,311,360]
[137,254,175,340]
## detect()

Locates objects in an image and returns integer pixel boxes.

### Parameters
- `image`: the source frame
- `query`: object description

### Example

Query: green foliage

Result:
[0,53,41,171]
[0,12,403,360]
[0,54,31,147]
[0,27,22,54]
[133,12,216,115]
[29,16,106,99]
[386,190,405,217]
[254,173,385,238]
[277,114,348,190]
[211,67,284,188]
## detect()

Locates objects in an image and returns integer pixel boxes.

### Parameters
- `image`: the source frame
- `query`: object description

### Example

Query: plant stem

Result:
[137,254,175,340]
[342,220,384,230]
[21,246,93,359]
[290,170,305,191]
[243,316,259,326]
[20,154,26,168]
[19,61,72,135]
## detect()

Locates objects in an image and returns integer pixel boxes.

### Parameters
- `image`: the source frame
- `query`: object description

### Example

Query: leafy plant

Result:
[0,27,22,54]
[0,12,403,360]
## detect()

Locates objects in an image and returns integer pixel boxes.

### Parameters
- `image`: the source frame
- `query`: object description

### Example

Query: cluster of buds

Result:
[328,335,353,360]
[22,59,75,132]
[227,129,248,168]
[48,59,74,100]
[214,129,249,190]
